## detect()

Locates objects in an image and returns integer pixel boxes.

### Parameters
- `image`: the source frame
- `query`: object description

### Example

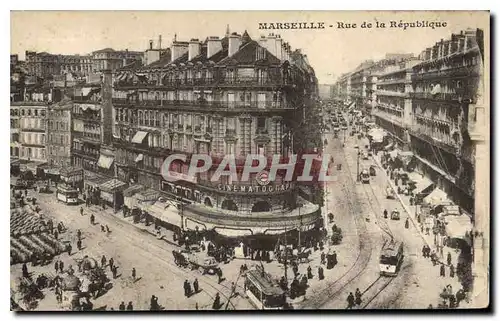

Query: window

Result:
[257,117,266,129]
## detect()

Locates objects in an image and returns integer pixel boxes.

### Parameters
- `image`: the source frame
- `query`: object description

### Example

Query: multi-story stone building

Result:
[10,105,21,158]
[373,57,421,148]
[92,48,143,73]
[25,51,61,78]
[112,30,321,239]
[409,29,483,213]
[59,54,93,76]
[46,99,73,168]
[71,84,103,172]
[16,102,48,162]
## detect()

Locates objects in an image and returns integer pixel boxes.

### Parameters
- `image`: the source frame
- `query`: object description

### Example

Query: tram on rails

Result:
[379,240,404,276]
[360,169,371,184]
[245,267,286,310]
[56,184,79,205]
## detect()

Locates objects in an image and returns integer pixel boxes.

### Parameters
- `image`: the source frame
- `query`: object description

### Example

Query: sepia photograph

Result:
[9,10,490,311]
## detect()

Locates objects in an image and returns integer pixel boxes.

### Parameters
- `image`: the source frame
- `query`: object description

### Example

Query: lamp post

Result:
[297,204,303,253]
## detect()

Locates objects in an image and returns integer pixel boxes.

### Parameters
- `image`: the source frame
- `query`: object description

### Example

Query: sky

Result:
[11,11,489,84]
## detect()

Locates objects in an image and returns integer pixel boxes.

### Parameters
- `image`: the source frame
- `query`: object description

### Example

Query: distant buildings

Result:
[333,28,484,214]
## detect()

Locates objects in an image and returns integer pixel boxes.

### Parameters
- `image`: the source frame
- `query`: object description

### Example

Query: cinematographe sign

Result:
[217,182,293,193]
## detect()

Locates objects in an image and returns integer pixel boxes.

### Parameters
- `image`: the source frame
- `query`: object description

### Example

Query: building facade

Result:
[10,105,21,158]
[71,85,103,172]
[59,55,93,77]
[373,58,421,147]
[46,100,73,168]
[92,48,143,72]
[25,51,61,78]
[15,102,48,162]
[409,29,482,213]
[112,31,321,238]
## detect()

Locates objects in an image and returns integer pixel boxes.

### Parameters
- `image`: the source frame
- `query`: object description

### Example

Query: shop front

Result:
[59,167,84,190]
[99,179,128,211]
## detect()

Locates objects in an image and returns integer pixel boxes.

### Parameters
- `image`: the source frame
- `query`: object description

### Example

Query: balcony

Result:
[72,149,99,160]
[376,90,407,98]
[255,128,269,135]
[410,92,462,101]
[111,98,291,112]
[411,65,480,82]
[73,113,101,123]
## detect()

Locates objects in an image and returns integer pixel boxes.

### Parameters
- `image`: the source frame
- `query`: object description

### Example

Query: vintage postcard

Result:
[9,11,490,311]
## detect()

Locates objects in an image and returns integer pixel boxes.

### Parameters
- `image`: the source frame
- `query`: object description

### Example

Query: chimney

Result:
[266,33,277,57]
[171,41,189,62]
[228,33,242,57]
[158,35,162,49]
[207,36,222,59]
[149,40,153,50]
[189,39,201,61]
[275,35,283,60]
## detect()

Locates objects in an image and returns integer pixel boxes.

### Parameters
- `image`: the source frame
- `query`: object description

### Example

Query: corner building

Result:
[112,31,322,241]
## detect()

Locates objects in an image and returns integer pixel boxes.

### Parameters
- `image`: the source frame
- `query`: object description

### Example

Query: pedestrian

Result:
[119,301,126,311]
[24,189,28,197]
[447,252,452,266]
[22,263,29,278]
[318,266,324,280]
[132,268,136,281]
[355,288,362,305]
[54,230,59,240]
[77,239,82,250]
[440,264,446,277]
[321,252,326,265]
[450,265,455,278]
[421,245,427,258]
[109,257,114,271]
[347,292,355,309]
[80,207,84,216]
[112,266,118,279]
[383,209,388,219]
[456,289,465,307]
[405,218,409,229]
[54,260,60,273]
[333,251,338,266]
[126,301,133,311]
[77,229,82,240]
[193,278,199,294]
[101,255,107,268]
[59,261,64,273]
[67,244,72,256]
[106,225,111,233]
[427,304,433,309]
[307,265,313,279]
[449,294,456,308]
[183,280,190,297]
[212,293,221,310]
[150,295,158,311]
[292,265,299,277]
[101,225,106,232]
[90,214,95,225]
[216,268,223,284]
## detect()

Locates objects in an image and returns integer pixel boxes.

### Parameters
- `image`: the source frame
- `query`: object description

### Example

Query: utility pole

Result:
[356,151,360,182]
[298,205,302,254]
[283,225,288,286]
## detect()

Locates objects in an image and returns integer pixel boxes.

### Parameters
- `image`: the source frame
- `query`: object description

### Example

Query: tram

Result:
[245,267,286,310]
[379,241,404,276]
[56,184,79,205]
[360,169,370,184]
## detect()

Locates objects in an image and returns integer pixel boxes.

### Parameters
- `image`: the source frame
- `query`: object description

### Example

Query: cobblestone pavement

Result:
[11,187,253,311]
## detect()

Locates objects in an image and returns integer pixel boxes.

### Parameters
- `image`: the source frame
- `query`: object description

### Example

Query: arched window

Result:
[221,199,238,211]
[204,197,213,207]
[138,111,144,126]
[251,201,271,212]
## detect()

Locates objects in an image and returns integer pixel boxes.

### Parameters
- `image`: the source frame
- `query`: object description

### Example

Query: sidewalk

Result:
[372,153,473,308]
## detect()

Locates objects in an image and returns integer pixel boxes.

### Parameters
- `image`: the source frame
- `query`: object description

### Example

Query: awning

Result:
[135,154,144,163]
[123,184,145,197]
[11,159,20,166]
[423,188,450,206]
[443,205,461,216]
[97,155,114,169]
[84,173,109,188]
[137,189,160,203]
[100,179,128,193]
[44,167,61,175]
[444,215,473,239]
[132,131,149,144]
[411,174,434,195]
[146,201,182,227]
[60,167,84,177]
